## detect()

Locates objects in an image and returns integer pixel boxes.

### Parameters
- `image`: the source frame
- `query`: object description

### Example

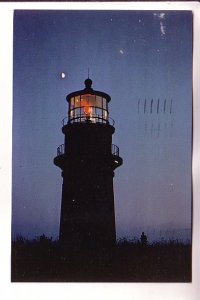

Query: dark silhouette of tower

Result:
[54,78,122,252]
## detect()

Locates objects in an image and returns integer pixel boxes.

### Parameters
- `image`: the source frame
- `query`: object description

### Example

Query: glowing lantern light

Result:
[81,95,94,120]
[84,105,92,116]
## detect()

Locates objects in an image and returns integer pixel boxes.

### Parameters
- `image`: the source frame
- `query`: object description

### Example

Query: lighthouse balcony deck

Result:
[56,143,120,158]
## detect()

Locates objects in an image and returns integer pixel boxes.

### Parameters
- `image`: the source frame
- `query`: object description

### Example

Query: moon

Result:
[61,72,66,79]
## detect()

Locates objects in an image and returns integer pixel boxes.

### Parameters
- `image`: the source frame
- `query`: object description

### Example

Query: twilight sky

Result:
[12,10,192,241]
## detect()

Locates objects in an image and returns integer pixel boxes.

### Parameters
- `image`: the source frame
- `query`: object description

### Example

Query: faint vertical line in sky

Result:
[138,99,140,114]
[144,99,146,114]
[170,120,173,138]
[151,121,153,138]
[138,98,175,139]
[170,99,173,114]
[170,99,173,137]
[157,120,161,138]
[164,99,166,113]
[150,99,153,114]
[164,121,167,138]
[144,119,147,136]
[157,99,160,114]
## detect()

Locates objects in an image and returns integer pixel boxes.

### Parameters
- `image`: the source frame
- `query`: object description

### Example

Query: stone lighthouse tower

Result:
[54,78,122,252]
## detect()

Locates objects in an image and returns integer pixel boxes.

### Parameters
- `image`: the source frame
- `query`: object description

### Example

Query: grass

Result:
[11,235,191,282]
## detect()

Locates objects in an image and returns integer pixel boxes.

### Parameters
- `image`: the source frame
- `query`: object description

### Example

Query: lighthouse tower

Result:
[54,78,122,252]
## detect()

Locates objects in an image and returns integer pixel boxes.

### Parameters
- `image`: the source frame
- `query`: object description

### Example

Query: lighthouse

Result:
[54,78,122,252]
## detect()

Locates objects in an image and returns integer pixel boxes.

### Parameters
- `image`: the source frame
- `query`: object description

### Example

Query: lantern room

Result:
[66,78,112,125]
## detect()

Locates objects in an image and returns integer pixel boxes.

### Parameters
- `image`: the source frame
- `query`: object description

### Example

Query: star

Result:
[170,183,174,191]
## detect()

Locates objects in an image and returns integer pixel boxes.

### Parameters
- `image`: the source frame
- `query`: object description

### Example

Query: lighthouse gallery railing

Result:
[56,143,120,157]
[62,115,115,126]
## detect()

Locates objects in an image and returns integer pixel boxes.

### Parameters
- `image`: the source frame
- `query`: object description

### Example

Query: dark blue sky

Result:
[12,10,192,241]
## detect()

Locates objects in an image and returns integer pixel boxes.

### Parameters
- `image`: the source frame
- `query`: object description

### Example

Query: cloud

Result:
[153,12,166,36]
[160,21,166,36]
[153,12,166,19]
[159,13,165,19]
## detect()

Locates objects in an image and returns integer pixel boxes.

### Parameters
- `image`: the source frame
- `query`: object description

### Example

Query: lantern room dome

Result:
[84,78,92,89]
[66,79,111,103]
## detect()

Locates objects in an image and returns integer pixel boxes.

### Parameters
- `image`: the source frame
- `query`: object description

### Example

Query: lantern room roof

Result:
[66,79,111,102]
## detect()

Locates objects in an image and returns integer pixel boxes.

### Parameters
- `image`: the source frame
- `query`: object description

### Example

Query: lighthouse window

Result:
[95,96,103,109]
[70,109,75,119]
[74,96,80,107]
[70,97,75,107]
[102,98,107,110]
[80,94,96,107]
[95,107,101,118]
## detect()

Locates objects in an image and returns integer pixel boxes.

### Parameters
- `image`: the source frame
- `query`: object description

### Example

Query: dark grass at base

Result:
[11,236,191,282]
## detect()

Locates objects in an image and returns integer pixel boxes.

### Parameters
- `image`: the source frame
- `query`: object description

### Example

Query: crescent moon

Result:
[61,72,66,79]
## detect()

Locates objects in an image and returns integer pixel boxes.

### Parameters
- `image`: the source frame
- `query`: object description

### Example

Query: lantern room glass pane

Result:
[74,96,80,107]
[70,97,75,108]
[70,108,75,119]
[95,96,103,108]
[102,98,107,109]
[80,94,96,107]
